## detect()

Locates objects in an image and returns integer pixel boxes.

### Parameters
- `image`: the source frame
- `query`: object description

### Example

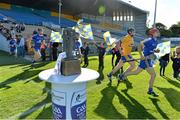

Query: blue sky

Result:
[122,0,180,28]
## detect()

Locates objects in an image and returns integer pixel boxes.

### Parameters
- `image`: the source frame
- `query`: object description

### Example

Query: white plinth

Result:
[39,68,99,120]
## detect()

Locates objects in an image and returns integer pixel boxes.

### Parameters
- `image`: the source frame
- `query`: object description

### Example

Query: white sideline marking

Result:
[8,103,51,119]
[8,80,51,119]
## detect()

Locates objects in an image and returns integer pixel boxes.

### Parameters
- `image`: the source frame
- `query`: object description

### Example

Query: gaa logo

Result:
[76,103,86,114]
[75,93,86,103]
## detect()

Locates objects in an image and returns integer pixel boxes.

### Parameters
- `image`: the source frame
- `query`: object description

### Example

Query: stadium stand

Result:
[0,9,44,25]
[100,22,121,30]
[0,15,4,20]
[0,3,145,56]
[82,17,100,24]
[40,16,76,27]
[0,5,77,27]
[0,13,8,21]
[0,2,11,10]
[91,24,144,44]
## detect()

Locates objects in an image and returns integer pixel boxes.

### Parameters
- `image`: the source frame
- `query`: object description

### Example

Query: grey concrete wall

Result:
[0,34,9,52]
[134,14,147,36]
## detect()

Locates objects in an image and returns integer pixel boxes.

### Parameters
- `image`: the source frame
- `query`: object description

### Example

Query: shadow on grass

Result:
[149,98,169,119]
[9,64,30,69]
[96,68,104,84]
[0,62,49,90]
[94,85,125,119]
[0,51,29,67]
[161,76,180,88]
[36,105,52,119]
[156,87,180,112]
[18,83,51,119]
[0,69,40,89]
[117,78,133,91]
[125,80,133,90]
[114,89,155,119]
[0,68,41,89]
[0,50,51,89]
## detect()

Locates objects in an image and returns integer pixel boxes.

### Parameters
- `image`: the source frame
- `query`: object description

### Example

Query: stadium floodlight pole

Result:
[58,0,62,27]
[153,0,157,28]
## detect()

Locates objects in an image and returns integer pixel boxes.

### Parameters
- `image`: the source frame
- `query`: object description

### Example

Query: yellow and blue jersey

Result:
[121,34,134,56]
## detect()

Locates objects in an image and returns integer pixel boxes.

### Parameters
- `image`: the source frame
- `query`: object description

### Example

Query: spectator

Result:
[10,27,16,38]
[74,37,81,57]
[20,23,25,31]
[171,46,180,79]
[9,36,16,55]
[94,41,106,70]
[15,24,21,33]
[40,40,46,61]
[19,35,25,57]
[81,42,89,67]
[0,23,3,31]
[16,35,21,57]
[159,53,169,76]
[52,42,59,61]
[47,41,53,61]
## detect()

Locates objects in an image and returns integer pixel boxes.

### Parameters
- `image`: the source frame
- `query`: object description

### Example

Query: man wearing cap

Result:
[119,28,160,97]
[107,28,136,83]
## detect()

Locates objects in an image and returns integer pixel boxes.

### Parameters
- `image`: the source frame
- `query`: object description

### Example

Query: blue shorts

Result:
[139,59,153,69]
[34,48,40,51]
[10,47,16,52]
[121,55,133,62]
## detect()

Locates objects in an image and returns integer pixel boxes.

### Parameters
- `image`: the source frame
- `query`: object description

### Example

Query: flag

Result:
[152,41,171,65]
[103,31,111,44]
[103,31,116,45]
[155,41,171,59]
[50,31,63,43]
[103,31,117,49]
[74,21,94,40]
[54,52,66,75]
[77,19,83,24]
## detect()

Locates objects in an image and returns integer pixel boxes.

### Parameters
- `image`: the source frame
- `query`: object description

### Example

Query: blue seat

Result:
[0,9,44,25]
[0,9,77,27]
[82,17,100,24]
[0,15,4,20]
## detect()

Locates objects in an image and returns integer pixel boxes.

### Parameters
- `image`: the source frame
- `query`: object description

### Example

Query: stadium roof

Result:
[0,0,148,15]
[0,0,57,11]
[117,0,149,13]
